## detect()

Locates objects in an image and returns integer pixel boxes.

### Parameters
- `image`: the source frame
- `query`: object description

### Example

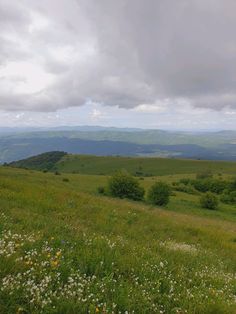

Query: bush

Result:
[229,177,236,191]
[208,179,228,194]
[191,179,210,193]
[191,178,228,194]
[108,171,145,201]
[200,192,218,210]
[220,190,236,204]
[62,178,69,182]
[97,186,105,194]
[173,183,197,194]
[147,182,171,206]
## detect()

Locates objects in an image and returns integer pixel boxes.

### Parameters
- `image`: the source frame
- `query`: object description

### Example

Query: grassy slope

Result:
[0,167,236,313]
[57,154,236,176]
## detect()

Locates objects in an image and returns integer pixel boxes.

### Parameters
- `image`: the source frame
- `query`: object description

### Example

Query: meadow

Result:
[57,154,236,176]
[0,163,236,313]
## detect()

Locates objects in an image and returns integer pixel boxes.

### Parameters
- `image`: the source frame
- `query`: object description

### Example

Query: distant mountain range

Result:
[1,126,236,163]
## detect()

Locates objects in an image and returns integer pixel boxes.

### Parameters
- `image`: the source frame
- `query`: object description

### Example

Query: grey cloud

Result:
[1,0,236,111]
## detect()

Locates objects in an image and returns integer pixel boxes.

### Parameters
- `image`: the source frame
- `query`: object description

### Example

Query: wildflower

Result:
[51,260,59,267]
[56,251,61,257]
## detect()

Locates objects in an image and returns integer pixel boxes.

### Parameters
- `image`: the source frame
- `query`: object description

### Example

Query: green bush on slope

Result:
[147,182,171,206]
[200,192,218,210]
[108,171,145,201]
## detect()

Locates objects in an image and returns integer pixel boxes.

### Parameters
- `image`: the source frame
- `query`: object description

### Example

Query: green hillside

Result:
[57,154,236,176]
[9,152,236,176]
[0,166,236,313]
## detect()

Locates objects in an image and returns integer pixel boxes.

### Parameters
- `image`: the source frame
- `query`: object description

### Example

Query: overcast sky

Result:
[1,0,236,129]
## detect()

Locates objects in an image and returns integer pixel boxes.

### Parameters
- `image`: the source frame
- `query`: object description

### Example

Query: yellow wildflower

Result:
[51,260,59,267]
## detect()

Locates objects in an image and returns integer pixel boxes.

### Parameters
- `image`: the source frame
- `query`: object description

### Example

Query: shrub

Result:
[229,177,236,191]
[173,183,197,194]
[147,182,171,206]
[220,190,236,204]
[200,192,218,210]
[97,186,105,194]
[192,179,210,193]
[191,178,228,194]
[208,179,228,194]
[108,171,145,201]
[54,171,61,175]
[62,178,69,182]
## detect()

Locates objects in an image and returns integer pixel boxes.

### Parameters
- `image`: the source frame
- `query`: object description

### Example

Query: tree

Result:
[108,171,144,201]
[147,182,170,206]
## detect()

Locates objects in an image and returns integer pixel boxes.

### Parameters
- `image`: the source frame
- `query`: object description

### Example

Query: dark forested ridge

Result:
[8,151,68,171]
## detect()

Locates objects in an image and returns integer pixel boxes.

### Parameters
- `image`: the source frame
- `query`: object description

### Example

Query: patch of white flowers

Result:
[160,240,199,254]
[0,227,235,313]
[0,229,35,257]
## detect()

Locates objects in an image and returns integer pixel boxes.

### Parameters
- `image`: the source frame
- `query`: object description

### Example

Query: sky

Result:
[1,0,236,130]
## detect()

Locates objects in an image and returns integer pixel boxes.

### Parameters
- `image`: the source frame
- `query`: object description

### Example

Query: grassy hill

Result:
[10,152,236,176]
[57,154,236,176]
[0,165,236,313]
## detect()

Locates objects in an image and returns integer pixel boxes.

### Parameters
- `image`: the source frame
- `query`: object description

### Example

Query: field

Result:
[0,161,236,314]
[9,152,236,176]
[56,154,236,176]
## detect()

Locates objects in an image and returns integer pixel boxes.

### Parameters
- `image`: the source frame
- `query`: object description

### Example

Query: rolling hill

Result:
[8,151,236,176]
[0,162,236,313]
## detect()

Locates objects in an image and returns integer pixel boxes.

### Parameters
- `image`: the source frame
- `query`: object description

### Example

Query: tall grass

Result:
[0,167,235,313]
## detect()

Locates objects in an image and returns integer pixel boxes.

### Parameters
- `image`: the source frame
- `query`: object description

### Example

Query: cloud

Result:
[1,0,236,112]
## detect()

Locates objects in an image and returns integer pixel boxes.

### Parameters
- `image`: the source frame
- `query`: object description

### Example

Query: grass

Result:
[56,154,236,176]
[0,166,236,313]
